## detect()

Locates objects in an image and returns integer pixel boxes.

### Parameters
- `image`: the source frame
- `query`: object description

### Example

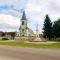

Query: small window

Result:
[22,29,24,32]
[22,21,24,25]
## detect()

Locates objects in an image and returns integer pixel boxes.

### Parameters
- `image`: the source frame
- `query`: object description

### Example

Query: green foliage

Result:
[2,38,9,40]
[43,14,52,40]
[0,32,5,37]
[11,32,16,40]
[53,19,60,38]
[0,41,60,48]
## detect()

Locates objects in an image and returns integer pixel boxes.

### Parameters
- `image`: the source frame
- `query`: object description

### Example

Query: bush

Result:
[2,38,9,40]
[56,38,60,41]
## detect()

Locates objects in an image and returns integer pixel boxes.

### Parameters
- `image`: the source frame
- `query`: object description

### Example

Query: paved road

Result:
[0,46,60,60]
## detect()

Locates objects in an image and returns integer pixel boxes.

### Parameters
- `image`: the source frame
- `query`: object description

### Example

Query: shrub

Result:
[2,38,9,40]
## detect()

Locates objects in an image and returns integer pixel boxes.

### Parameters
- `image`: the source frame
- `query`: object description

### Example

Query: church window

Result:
[22,21,24,25]
[22,29,24,32]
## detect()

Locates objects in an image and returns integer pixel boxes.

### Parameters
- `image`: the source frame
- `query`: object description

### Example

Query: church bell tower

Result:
[20,11,27,36]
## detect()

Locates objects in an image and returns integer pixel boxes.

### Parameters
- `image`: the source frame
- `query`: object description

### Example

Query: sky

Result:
[0,0,60,33]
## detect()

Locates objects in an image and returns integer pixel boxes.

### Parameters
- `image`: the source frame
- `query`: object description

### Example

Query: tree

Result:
[43,14,52,40]
[1,32,5,36]
[11,32,16,40]
[0,32,5,37]
[53,19,60,39]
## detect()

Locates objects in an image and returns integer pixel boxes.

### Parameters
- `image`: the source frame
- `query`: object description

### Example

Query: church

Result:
[16,11,35,41]
[0,11,45,41]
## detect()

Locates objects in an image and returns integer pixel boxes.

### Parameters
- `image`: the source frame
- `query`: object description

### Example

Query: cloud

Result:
[0,0,27,6]
[0,0,60,33]
[0,14,20,32]
[26,3,41,12]
[0,0,28,32]
[25,0,60,33]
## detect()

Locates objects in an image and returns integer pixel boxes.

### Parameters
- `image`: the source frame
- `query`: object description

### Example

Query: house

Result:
[4,32,16,40]
[0,32,16,40]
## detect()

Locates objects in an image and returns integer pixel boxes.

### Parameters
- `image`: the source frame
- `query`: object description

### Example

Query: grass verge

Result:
[0,40,60,48]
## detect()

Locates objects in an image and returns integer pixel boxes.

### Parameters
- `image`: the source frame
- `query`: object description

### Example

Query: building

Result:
[0,11,44,41]
[0,11,35,41]
[16,11,35,40]
[0,32,16,40]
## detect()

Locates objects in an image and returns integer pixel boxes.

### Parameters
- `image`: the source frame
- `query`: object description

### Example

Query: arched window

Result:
[22,29,24,32]
[22,21,24,25]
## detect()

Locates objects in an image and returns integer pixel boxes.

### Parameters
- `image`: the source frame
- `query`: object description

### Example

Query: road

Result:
[0,46,60,60]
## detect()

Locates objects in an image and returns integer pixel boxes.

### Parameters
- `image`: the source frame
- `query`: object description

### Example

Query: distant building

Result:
[0,32,16,40]
[0,11,35,40]
[4,32,16,40]
[16,11,35,40]
[19,11,35,36]
[0,11,45,41]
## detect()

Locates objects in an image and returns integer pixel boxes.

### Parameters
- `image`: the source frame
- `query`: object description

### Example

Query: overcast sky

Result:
[0,0,60,33]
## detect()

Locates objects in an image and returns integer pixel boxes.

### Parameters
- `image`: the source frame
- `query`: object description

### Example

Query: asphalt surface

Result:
[0,46,60,60]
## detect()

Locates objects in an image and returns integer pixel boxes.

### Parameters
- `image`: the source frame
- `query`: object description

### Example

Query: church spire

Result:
[21,11,27,20]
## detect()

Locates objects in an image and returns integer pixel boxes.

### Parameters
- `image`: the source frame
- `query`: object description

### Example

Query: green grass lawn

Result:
[0,40,60,48]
